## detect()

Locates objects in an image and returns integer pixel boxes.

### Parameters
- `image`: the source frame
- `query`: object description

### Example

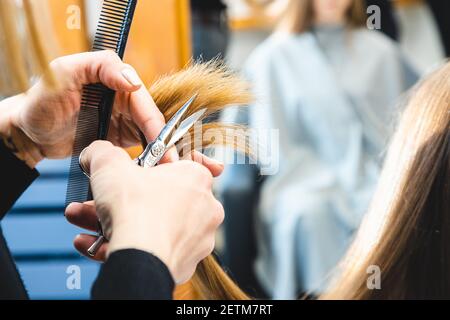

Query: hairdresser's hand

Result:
[0,50,173,168]
[66,149,224,263]
[65,141,224,284]
[65,149,224,263]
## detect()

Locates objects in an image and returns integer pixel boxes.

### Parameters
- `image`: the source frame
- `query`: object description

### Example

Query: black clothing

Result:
[0,140,37,300]
[92,249,174,300]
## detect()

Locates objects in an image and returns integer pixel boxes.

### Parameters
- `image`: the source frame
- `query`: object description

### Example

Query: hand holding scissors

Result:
[81,94,206,256]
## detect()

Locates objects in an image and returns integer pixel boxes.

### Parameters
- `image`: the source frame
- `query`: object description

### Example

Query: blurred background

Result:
[2,0,448,299]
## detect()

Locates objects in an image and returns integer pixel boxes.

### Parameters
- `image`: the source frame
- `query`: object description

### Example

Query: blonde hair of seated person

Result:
[322,61,450,300]
[1,0,251,300]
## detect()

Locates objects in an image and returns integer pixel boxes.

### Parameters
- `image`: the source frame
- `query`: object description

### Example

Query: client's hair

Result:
[148,61,252,300]
[322,61,450,299]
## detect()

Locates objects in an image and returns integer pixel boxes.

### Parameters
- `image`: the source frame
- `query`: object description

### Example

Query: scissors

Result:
[82,94,206,256]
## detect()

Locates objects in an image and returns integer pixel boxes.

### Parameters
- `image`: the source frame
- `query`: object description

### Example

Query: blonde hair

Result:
[280,0,366,33]
[0,0,57,95]
[322,61,450,299]
[149,61,253,299]
[150,61,253,157]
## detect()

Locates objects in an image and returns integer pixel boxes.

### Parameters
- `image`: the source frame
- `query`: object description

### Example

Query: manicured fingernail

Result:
[121,68,142,86]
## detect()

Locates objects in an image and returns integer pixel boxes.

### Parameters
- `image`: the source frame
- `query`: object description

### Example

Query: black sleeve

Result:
[91,249,175,300]
[0,140,38,300]
[0,140,39,220]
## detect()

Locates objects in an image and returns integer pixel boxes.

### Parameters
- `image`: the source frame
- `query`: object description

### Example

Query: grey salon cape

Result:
[245,26,418,299]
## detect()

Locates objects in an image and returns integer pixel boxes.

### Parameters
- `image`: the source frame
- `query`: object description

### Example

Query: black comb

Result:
[65,0,138,206]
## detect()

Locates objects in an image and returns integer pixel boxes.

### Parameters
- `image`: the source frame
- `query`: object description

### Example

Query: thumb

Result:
[79,141,131,178]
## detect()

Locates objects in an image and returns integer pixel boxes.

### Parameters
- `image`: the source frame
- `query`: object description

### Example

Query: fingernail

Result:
[121,68,142,87]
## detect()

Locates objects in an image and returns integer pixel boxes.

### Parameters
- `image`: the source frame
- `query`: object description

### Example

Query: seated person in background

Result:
[245,0,418,298]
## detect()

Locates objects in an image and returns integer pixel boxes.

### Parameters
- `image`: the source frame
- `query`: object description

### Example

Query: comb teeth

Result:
[65,0,138,207]
[65,85,106,207]
[93,0,137,58]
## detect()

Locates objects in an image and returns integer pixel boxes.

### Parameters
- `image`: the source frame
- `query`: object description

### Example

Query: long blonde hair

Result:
[280,0,366,33]
[322,61,450,299]
[149,61,253,299]
[0,0,57,95]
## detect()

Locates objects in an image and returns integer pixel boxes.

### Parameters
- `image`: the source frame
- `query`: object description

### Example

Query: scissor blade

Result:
[158,93,198,144]
[167,108,207,149]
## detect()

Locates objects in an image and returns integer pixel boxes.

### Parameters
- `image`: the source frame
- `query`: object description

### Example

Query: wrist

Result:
[0,95,43,168]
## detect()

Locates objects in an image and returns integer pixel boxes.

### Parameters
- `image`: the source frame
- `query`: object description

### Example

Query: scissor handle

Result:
[134,94,200,168]
[135,139,166,168]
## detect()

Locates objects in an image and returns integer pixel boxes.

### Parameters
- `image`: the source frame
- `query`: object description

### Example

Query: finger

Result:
[127,87,179,162]
[65,201,99,232]
[162,147,179,163]
[79,140,130,177]
[74,234,108,262]
[50,51,142,92]
[107,104,143,148]
[182,151,224,177]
